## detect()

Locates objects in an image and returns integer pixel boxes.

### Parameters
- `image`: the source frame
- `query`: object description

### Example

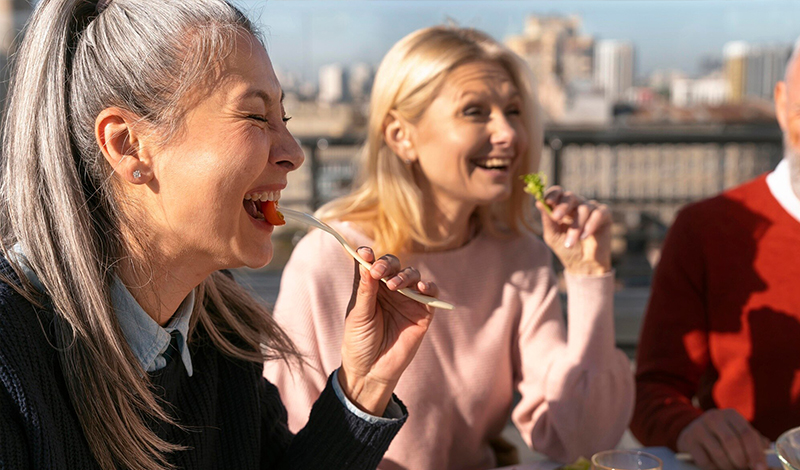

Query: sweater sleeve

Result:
[263,228,357,433]
[511,249,634,463]
[261,373,407,470]
[631,209,707,450]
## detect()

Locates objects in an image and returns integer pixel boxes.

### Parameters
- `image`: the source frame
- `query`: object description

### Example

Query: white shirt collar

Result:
[766,156,800,223]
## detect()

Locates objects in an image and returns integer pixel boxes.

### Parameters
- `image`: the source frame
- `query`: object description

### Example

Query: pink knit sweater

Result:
[264,221,634,470]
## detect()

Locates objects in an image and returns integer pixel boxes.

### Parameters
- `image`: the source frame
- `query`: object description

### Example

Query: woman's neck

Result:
[117,250,207,327]
[417,195,477,252]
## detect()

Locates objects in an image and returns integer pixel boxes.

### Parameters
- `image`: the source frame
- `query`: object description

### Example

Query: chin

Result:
[229,241,274,270]
[245,250,273,269]
[486,188,512,203]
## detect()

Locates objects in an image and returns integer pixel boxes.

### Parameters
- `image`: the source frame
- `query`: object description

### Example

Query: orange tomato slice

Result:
[261,201,286,226]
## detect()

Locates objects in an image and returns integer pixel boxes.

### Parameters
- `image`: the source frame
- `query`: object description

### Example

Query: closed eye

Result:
[248,114,268,122]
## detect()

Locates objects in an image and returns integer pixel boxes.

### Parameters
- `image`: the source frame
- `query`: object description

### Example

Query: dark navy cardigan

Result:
[0,257,406,469]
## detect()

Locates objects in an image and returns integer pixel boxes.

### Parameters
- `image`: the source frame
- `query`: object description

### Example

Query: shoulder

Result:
[671,174,772,239]
[679,174,769,220]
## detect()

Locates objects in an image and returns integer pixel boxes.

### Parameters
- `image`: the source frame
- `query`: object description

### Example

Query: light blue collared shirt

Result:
[9,244,194,376]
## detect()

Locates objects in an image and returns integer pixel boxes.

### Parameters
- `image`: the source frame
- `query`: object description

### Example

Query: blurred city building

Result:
[670,73,728,108]
[724,41,791,104]
[595,40,635,101]
[348,62,375,103]
[505,15,601,122]
[318,63,347,104]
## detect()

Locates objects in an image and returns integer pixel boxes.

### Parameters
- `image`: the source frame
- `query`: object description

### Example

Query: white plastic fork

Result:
[280,207,455,310]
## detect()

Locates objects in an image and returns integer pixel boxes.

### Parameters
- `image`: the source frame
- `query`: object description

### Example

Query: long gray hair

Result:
[0,0,297,469]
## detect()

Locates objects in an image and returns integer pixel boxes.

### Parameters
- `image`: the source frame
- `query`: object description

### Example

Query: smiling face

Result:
[407,60,529,217]
[136,33,303,274]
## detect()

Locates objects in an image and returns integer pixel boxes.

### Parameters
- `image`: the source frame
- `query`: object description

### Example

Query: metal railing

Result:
[292,124,784,217]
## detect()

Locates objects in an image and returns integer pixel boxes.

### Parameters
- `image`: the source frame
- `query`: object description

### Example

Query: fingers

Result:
[724,412,768,470]
[677,410,766,470]
[702,411,746,470]
[544,187,581,221]
[386,266,420,290]
[580,202,611,240]
[415,280,439,299]
[355,246,379,293]
[540,187,610,247]
[357,248,435,296]
[368,252,399,280]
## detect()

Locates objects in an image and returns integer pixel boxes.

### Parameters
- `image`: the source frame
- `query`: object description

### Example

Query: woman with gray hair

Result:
[0,0,439,469]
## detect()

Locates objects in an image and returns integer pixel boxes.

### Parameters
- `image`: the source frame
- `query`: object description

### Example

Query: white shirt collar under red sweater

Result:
[766,156,800,223]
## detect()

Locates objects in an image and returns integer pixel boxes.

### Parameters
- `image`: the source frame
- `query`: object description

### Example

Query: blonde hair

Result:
[0,1,296,469]
[316,26,543,254]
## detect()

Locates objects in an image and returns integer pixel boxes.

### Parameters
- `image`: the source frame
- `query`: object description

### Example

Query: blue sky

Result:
[235,0,800,81]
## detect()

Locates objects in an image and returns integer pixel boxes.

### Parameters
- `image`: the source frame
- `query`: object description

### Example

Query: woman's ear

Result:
[383,111,418,165]
[95,107,151,184]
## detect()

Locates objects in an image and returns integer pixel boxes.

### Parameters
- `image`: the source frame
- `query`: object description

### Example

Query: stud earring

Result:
[403,159,412,165]
[133,170,141,179]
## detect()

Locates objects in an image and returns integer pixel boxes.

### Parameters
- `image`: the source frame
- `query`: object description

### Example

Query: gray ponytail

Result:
[0,1,297,468]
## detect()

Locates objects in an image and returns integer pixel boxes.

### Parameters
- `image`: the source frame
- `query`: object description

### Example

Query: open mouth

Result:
[472,157,514,171]
[243,190,281,221]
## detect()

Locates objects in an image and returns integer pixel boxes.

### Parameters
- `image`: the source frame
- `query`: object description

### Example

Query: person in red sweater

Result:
[632,42,800,470]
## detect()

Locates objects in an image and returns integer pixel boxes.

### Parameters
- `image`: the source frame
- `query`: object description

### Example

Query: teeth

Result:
[475,158,511,168]
[244,190,281,202]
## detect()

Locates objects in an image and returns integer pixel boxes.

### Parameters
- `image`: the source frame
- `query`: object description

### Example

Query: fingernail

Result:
[373,264,387,278]
[564,239,573,248]
[580,231,589,240]
[552,209,564,219]
[387,278,400,289]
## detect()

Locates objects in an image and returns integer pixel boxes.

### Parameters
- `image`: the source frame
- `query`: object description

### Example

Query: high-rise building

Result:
[724,42,791,103]
[505,14,595,121]
[506,15,594,85]
[595,40,634,101]
[348,63,374,102]
[746,45,791,101]
[724,42,748,103]
[318,63,347,104]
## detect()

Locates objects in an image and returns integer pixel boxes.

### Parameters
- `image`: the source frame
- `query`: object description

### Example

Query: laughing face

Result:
[138,33,303,273]
[409,60,528,215]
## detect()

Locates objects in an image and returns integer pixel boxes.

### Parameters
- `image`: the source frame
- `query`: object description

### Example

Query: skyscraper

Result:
[724,41,791,103]
[746,45,791,101]
[505,14,595,121]
[318,63,347,104]
[724,42,748,103]
[506,15,594,85]
[595,40,634,101]
[348,63,374,102]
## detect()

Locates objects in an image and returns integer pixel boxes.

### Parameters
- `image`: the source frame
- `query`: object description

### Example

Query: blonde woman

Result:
[0,1,440,469]
[264,26,634,469]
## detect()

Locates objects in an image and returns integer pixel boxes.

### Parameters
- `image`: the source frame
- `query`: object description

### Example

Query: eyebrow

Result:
[239,89,285,105]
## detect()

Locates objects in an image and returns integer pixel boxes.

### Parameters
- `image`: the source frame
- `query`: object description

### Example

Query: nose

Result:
[271,126,305,172]
[490,114,517,149]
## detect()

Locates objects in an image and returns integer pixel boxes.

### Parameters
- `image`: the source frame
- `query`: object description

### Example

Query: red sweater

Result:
[632,174,800,450]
